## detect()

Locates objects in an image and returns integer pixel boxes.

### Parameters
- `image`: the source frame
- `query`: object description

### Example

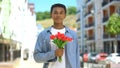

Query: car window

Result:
[117,54,120,56]
[117,53,120,56]
[109,55,112,57]
[92,54,97,56]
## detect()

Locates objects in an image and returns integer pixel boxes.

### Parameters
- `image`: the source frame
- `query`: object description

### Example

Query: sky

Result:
[28,0,77,12]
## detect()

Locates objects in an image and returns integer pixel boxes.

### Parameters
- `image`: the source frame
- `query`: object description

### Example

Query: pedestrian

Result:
[33,3,80,68]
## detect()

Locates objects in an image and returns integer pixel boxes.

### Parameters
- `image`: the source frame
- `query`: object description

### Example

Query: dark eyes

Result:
[53,11,65,14]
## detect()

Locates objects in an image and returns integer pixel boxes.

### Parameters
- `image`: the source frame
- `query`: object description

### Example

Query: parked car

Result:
[89,52,97,63]
[83,53,89,62]
[83,52,97,63]
[104,53,120,64]
[80,53,83,62]
[95,52,108,63]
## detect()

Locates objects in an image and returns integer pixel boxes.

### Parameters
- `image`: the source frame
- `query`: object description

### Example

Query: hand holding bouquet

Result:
[50,32,72,62]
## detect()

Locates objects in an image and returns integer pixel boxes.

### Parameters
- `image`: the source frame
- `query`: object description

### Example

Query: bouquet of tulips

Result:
[50,32,72,62]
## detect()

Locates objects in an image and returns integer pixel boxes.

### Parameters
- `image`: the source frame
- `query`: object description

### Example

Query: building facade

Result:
[0,0,19,62]
[0,0,38,62]
[76,0,120,54]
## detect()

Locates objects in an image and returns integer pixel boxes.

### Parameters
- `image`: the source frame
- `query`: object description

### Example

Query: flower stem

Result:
[58,56,62,62]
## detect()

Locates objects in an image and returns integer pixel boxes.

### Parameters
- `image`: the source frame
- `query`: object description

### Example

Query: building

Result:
[21,2,38,60]
[0,0,21,62]
[0,0,38,62]
[76,0,120,54]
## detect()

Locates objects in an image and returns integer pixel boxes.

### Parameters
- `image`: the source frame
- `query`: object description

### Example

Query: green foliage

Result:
[67,6,76,15]
[36,11,50,20]
[105,13,120,35]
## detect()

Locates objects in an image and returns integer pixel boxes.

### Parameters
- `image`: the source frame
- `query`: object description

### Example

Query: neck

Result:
[52,24,64,29]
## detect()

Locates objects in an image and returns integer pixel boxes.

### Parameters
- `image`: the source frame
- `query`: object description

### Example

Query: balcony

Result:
[103,33,109,39]
[85,22,94,28]
[76,18,80,22]
[110,0,120,2]
[86,0,91,3]
[102,1,108,7]
[103,33,116,39]
[110,0,120,6]
[84,11,92,17]
[102,16,109,23]
[117,35,120,40]
[76,10,80,14]
[87,36,95,40]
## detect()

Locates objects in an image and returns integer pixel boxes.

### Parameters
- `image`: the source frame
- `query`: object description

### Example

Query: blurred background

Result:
[0,0,120,68]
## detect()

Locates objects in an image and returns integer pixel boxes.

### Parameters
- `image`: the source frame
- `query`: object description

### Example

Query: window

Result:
[116,7,120,14]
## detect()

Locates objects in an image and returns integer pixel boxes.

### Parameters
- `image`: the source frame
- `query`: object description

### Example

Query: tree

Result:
[67,6,76,15]
[36,11,50,20]
[105,13,120,53]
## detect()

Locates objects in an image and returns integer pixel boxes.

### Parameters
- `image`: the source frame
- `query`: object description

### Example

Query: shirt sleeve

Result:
[75,32,80,68]
[33,32,56,63]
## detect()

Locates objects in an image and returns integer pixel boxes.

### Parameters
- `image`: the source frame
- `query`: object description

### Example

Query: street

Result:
[15,59,43,68]
[16,60,106,68]
[83,62,106,68]
[0,58,43,68]
[0,58,107,68]
[15,58,105,68]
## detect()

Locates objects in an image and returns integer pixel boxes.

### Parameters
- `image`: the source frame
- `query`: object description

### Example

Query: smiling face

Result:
[51,7,66,24]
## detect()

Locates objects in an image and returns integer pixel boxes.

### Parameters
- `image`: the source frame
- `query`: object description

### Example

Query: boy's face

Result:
[51,7,66,24]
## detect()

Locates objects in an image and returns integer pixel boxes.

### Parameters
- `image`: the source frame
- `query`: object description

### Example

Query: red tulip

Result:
[50,32,73,62]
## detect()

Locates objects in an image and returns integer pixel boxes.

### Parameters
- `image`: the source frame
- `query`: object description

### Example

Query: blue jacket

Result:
[33,26,80,68]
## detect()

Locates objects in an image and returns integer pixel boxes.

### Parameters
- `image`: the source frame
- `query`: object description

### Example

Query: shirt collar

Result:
[46,26,69,33]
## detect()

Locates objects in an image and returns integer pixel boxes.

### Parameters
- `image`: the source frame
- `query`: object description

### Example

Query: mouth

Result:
[56,18,61,20]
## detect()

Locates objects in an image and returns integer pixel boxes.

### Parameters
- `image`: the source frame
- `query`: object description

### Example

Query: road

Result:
[83,62,106,68]
[0,58,43,68]
[0,59,107,68]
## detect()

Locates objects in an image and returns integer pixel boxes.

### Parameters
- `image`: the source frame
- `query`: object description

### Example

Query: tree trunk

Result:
[114,35,118,53]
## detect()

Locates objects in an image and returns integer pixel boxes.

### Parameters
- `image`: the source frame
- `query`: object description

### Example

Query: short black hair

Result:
[50,3,67,14]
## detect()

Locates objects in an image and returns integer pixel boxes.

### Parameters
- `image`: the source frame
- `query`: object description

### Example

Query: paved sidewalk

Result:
[0,58,43,68]
[0,62,13,68]
[0,58,21,68]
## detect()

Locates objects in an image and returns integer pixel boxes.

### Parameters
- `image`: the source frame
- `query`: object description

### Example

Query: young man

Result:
[33,3,80,68]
